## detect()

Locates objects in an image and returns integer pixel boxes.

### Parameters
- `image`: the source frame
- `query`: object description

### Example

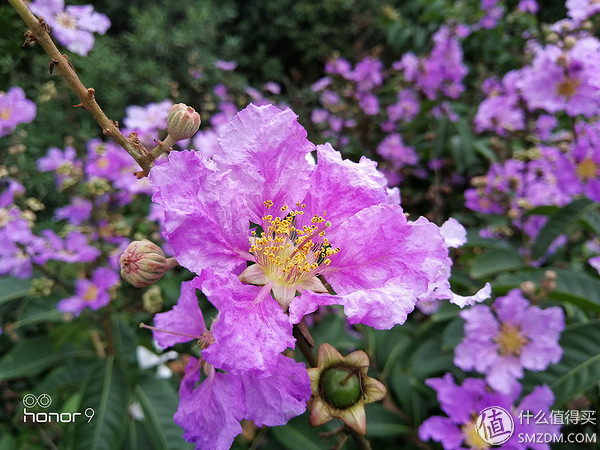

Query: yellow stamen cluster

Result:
[576,158,598,180]
[83,285,98,302]
[555,76,581,99]
[251,201,340,285]
[494,323,529,356]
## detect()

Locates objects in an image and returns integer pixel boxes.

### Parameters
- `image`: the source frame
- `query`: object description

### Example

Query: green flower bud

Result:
[167,103,201,142]
[119,239,177,288]
[320,366,362,409]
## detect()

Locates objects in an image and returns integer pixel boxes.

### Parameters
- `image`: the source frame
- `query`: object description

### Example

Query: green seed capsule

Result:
[320,367,361,409]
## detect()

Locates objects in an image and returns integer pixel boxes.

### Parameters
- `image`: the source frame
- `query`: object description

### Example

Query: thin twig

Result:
[8,0,154,177]
[293,323,318,367]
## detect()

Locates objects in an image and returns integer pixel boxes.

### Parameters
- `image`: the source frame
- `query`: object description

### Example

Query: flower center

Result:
[494,323,528,356]
[463,420,489,450]
[251,200,339,285]
[0,107,11,120]
[239,200,340,308]
[555,76,580,99]
[55,11,77,29]
[83,285,98,302]
[576,158,598,180]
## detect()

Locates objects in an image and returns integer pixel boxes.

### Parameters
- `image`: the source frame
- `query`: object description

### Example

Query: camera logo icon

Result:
[22,393,52,408]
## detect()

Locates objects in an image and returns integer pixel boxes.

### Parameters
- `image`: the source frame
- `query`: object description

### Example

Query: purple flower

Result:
[376,133,418,169]
[589,255,600,274]
[566,0,600,22]
[0,178,24,208]
[518,0,539,13]
[29,0,110,56]
[352,57,384,91]
[0,87,36,137]
[519,38,600,117]
[54,196,92,225]
[149,104,451,337]
[36,230,100,264]
[420,373,560,450]
[37,146,81,187]
[387,89,420,123]
[455,289,565,394]
[57,267,119,315]
[122,100,173,147]
[214,59,237,71]
[357,92,379,115]
[0,211,44,278]
[152,280,310,449]
[325,57,353,79]
[263,81,281,95]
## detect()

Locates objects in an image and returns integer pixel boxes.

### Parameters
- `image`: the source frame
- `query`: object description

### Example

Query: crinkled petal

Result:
[215,104,314,223]
[450,282,491,308]
[486,357,523,394]
[288,290,338,324]
[302,143,391,229]
[153,279,207,349]
[175,360,244,450]
[494,289,529,325]
[440,217,467,248]
[341,280,419,329]
[149,151,250,276]
[426,374,486,423]
[419,416,465,449]
[201,276,294,374]
[241,354,310,426]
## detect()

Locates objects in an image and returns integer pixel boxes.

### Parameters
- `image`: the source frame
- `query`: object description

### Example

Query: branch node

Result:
[37,16,51,33]
[73,103,87,110]
[87,87,95,98]
[49,58,58,74]
[23,31,36,47]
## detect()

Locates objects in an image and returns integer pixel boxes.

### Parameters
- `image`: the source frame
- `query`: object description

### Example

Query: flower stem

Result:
[8,0,154,177]
[292,323,318,367]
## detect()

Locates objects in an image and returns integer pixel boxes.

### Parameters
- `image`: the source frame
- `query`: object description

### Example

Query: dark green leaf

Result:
[470,247,525,279]
[523,321,600,407]
[271,414,332,450]
[135,375,193,450]
[531,198,596,260]
[0,337,93,380]
[111,315,139,384]
[0,277,32,306]
[580,208,600,236]
[70,356,131,450]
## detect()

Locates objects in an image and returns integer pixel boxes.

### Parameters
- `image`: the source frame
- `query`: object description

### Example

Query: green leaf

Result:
[14,296,63,329]
[111,315,139,384]
[0,337,93,380]
[365,402,412,438]
[271,414,332,450]
[135,375,193,450]
[0,277,32,305]
[494,269,600,314]
[70,356,131,450]
[580,208,600,236]
[531,198,596,260]
[470,247,525,279]
[523,321,600,407]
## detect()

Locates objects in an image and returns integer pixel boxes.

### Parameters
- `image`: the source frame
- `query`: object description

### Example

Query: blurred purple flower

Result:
[0,87,36,137]
[420,373,560,450]
[0,178,24,208]
[376,133,418,170]
[37,230,100,264]
[214,59,237,71]
[325,57,353,79]
[566,0,600,22]
[57,267,119,315]
[518,0,539,13]
[54,196,92,225]
[29,0,110,56]
[455,289,564,394]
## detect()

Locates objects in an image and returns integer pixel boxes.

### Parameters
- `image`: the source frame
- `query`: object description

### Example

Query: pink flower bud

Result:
[166,103,201,142]
[119,240,177,288]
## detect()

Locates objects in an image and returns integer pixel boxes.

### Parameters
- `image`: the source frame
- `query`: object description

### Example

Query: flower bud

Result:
[119,239,177,288]
[166,103,201,142]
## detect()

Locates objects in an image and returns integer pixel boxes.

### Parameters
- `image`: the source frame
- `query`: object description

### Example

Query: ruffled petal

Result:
[201,276,295,374]
[302,143,390,230]
[149,150,250,276]
[153,279,207,349]
[175,359,244,450]
[241,354,311,427]
[419,416,465,449]
[215,104,314,223]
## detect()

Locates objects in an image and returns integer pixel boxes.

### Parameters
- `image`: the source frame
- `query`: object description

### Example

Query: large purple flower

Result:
[0,87,36,137]
[454,289,565,394]
[149,104,451,332]
[29,0,110,56]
